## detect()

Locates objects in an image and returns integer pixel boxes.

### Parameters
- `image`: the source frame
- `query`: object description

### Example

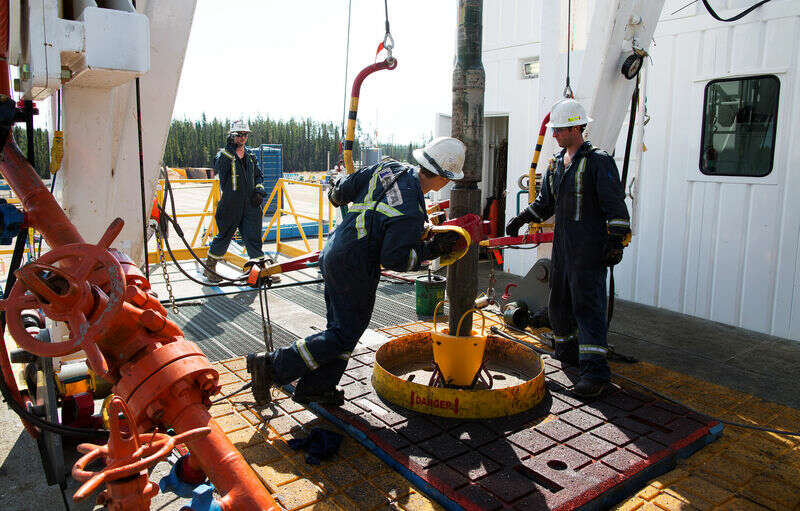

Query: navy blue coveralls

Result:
[208,142,266,260]
[524,141,630,382]
[270,160,432,395]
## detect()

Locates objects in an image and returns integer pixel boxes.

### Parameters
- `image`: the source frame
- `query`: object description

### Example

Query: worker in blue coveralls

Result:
[246,137,467,406]
[203,120,267,283]
[506,99,631,398]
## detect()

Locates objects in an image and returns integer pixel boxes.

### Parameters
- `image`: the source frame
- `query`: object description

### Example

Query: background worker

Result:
[204,120,267,282]
[247,137,467,406]
[506,99,630,398]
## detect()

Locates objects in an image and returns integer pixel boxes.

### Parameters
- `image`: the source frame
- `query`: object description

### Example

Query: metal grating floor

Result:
[171,294,298,362]
[272,280,441,330]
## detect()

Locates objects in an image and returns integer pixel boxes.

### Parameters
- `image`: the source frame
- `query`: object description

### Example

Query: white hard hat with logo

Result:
[229,120,251,134]
[412,137,466,180]
[546,99,593,128]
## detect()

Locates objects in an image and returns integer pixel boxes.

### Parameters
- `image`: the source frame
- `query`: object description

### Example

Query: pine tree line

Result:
[12,126,51,179]
[4,117,426,180]
[163,115,425,171]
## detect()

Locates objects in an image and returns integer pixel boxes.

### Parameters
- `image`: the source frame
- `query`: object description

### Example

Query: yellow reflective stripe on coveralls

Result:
[574,157,587,221]
[221,149,237,191]
[350,164,403,239]
[579,345,608,356]
[295,339,319,370]
[608,219,630,229]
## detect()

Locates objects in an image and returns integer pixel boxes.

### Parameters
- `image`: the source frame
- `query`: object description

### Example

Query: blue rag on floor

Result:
[287,427,344,465]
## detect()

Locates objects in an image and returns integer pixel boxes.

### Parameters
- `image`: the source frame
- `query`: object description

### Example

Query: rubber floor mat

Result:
[302,349,723,511]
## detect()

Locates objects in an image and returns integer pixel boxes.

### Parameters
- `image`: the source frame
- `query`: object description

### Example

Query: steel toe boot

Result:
[246,352,273,406]
[573,378,608,399]
[203,256,222,283]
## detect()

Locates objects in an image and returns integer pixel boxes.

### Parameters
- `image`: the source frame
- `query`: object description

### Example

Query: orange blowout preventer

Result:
[0,95,279,510]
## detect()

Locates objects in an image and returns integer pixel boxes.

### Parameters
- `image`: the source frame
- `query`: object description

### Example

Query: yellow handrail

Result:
[259,178,334,258]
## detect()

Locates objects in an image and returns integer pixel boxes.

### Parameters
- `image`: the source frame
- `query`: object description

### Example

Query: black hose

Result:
[700,0,771,22]
[608,74,640,327]
[158,170,248,285]
[135,77,149,281]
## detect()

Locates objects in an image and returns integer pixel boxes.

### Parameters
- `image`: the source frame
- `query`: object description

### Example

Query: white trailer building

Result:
[474,0,800,340]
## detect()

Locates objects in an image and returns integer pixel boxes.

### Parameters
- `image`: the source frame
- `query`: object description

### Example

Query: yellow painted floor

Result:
[210,316,800,511]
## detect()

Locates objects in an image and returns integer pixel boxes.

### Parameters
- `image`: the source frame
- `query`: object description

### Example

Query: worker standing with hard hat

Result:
[204,120,267,282]
[506,99,630,398]
[247,137,467,406]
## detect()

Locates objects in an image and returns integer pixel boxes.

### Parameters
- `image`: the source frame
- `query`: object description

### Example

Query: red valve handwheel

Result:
[0,219,126,374]
[72,397,210,502]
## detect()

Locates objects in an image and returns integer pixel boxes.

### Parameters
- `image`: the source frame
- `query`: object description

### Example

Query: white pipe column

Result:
[56,0,197,263]
[58,86,116,245]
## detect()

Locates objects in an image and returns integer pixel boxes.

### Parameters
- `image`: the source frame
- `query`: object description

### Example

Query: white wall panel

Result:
[730,22,763,74]
[630,35,673,305]
[775,20,800,338]
[742,186,781,332]
[483,1,800,340]
[709,184,748,325]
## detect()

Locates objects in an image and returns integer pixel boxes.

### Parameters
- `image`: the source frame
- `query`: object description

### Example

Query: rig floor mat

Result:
[170,294,298,362]
[303,347,723,511]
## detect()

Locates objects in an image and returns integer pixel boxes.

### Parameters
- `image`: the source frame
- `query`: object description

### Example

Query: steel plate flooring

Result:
[170,294,298,361]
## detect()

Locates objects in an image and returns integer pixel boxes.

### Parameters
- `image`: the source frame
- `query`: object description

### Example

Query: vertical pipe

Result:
[448,0,484,336]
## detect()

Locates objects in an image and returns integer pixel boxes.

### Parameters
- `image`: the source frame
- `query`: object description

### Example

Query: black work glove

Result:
[250,190,266,208]
[506,209,537,237]
[327,178,345,207]
[604,236,625,267]
[425,231,462,260]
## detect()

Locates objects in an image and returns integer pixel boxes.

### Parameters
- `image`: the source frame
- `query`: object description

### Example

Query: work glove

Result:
[327,178,345,207]
[250,189,266,208]
[505,209,537,237]
[425,231,462,260]
[603,235,625,267]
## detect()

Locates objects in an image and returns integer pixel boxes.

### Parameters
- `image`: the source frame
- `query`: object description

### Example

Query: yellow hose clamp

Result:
[431,302,487,387]
[426,225,471,267]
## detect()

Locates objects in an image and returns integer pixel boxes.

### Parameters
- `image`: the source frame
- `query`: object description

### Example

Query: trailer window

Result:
[700,75,779,177]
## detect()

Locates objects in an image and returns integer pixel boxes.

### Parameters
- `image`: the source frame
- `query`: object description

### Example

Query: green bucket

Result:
[415,274,446,316]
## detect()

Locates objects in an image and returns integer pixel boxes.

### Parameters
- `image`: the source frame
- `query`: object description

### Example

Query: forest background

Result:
[13,115,425,178]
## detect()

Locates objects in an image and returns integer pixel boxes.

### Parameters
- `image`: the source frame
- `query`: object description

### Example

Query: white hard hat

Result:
[229,120,251,134]
[412,137,466,180]
[546,99,593,128]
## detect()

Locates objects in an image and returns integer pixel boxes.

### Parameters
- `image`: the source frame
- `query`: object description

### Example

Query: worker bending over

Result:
[247,137,466,406]
[506,99,630,398]
[204,120,267,282]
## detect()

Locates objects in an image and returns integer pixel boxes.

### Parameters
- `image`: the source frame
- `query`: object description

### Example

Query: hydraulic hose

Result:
[343,58,398,174]
[527,112,550,202]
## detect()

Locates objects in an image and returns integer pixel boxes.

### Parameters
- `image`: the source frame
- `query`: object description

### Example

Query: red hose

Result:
[343,58,398,173]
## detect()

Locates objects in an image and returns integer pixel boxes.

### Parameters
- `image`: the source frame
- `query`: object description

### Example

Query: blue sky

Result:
[172,0,457,144]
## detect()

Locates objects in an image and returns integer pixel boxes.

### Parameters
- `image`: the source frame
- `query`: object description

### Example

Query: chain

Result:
[487,259,496,303]
[155,227,178,314]
[258,280,274,352]
[382,0,395,63]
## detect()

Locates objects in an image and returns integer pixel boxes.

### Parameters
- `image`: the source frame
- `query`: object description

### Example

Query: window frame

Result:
[698,74,780,178]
